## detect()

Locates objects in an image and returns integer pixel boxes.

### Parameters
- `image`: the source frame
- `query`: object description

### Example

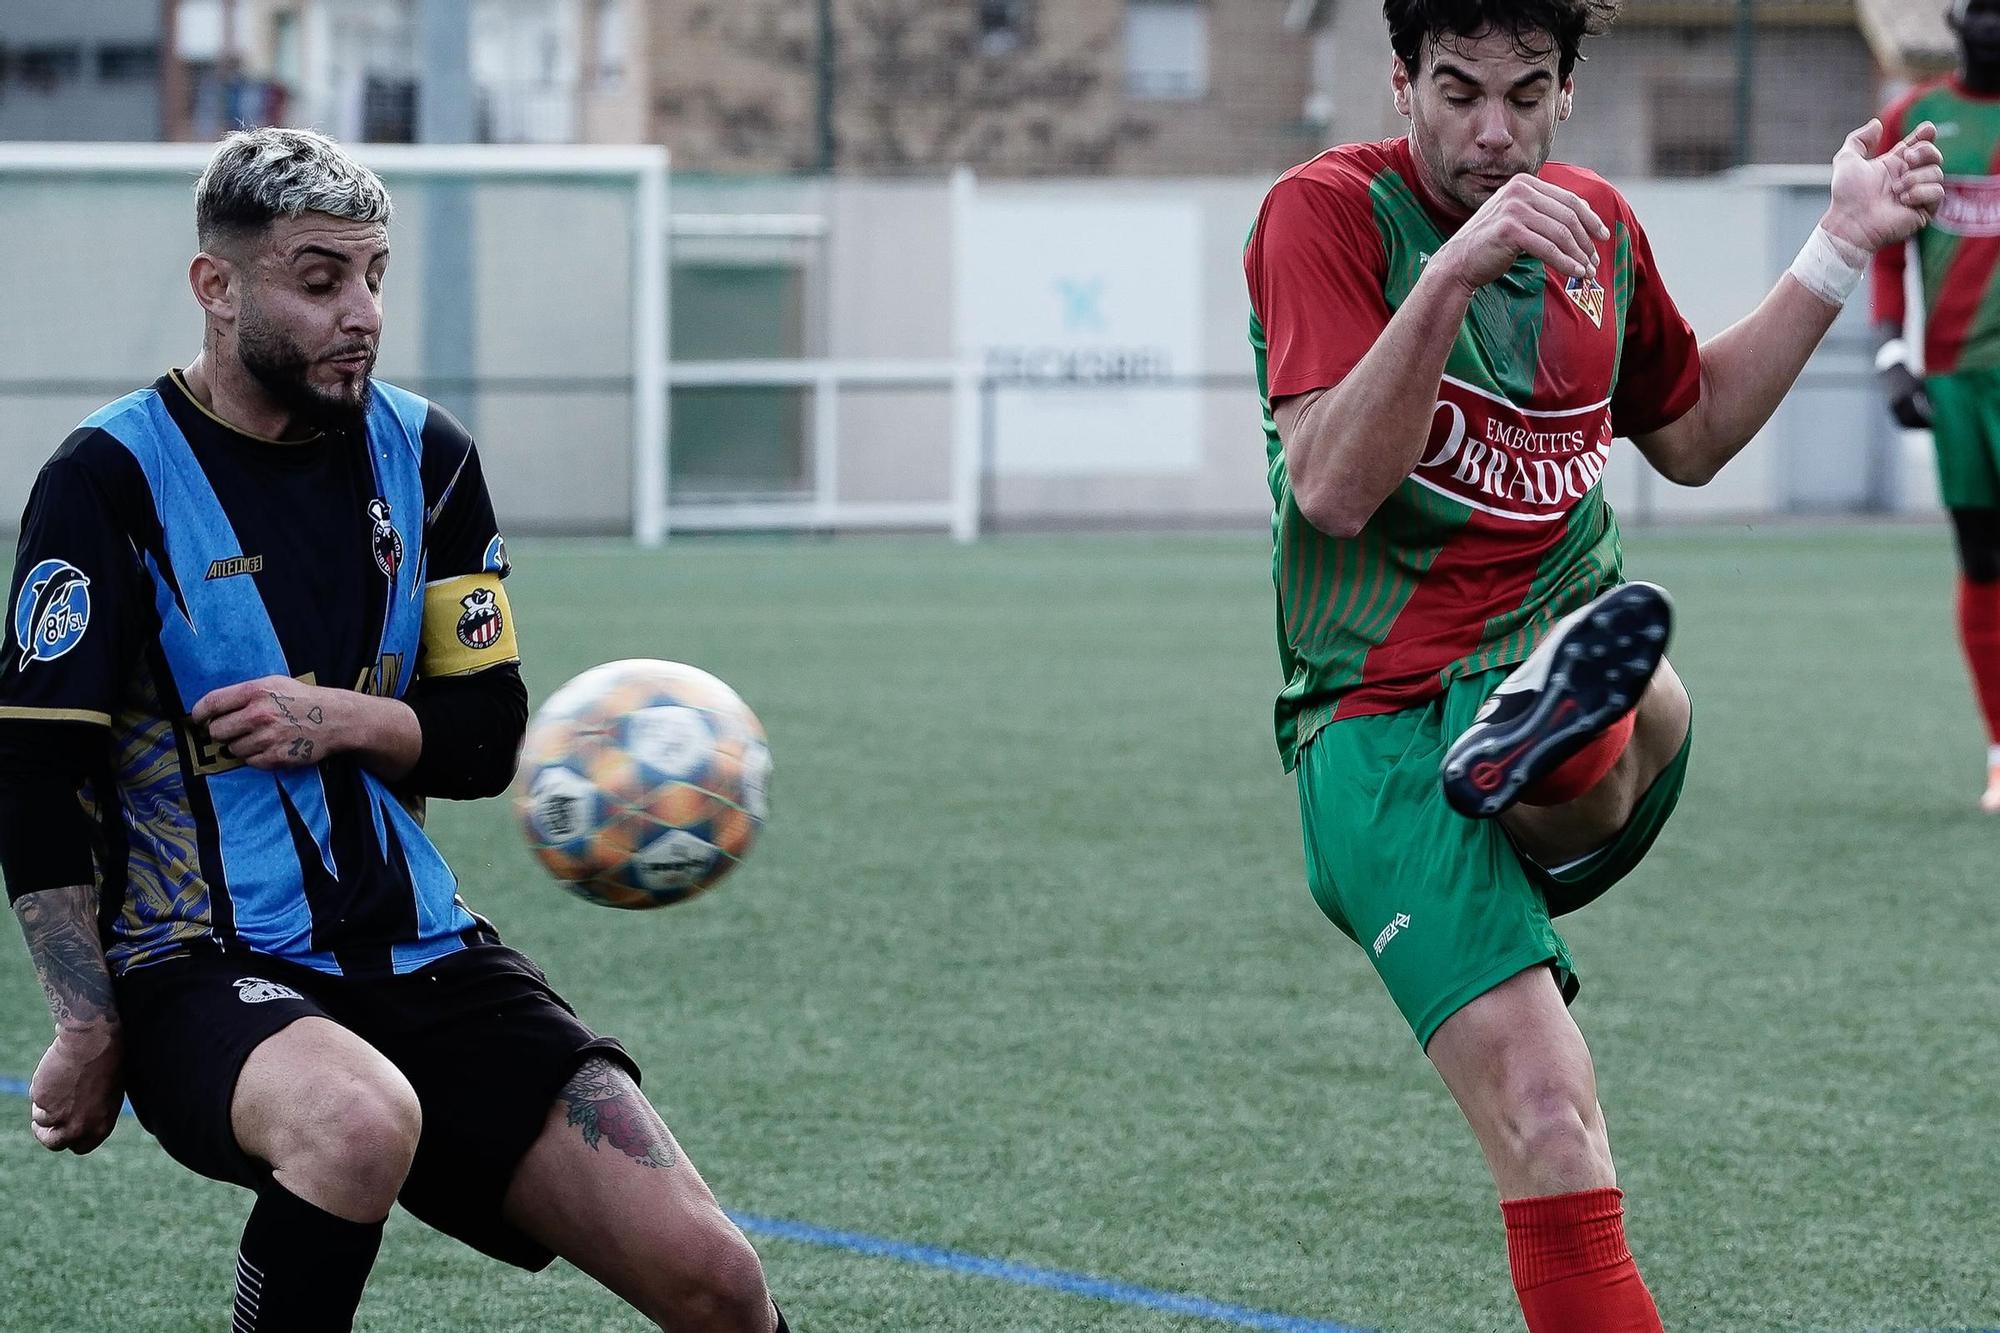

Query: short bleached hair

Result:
[195,127,393,248]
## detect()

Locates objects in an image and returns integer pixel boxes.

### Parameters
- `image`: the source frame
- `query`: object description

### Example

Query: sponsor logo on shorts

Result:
[1373,912,1412,957]
[233,977,303,1004]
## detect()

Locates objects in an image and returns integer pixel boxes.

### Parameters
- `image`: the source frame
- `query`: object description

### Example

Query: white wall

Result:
[0,155,1904,537]
[0,161,638,534]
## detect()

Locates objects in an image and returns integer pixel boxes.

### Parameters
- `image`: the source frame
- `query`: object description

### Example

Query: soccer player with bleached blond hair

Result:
[0,127,789,1333]
[1246,0,1942,1325]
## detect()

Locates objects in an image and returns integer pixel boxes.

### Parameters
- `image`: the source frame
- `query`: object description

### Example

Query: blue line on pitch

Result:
[728,1211,1370,1332]
[0,1072,1362,1330]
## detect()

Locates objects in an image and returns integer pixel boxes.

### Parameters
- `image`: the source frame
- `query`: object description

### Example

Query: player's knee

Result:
[644,1214,771,1332]
[1496,1083,1608,1184]
[279,1068,422,1206]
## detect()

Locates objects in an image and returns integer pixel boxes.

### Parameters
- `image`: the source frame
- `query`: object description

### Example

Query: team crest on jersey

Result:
[368,498,403,579]
[1564,274,1605,326]
[13,559,91,669]
[456,587,504,649]
[233,977,303,1005]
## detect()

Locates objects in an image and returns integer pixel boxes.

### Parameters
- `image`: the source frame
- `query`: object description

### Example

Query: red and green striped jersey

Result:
[1244,138,1701,770]
[1870,78,2000,376]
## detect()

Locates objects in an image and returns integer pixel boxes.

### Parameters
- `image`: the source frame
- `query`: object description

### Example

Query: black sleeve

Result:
[413,405,520,687]
[0,723,103,901]
[420,404,510,583]
[401,662,528,801]
[0,439,142,900]
[399,403,526,799]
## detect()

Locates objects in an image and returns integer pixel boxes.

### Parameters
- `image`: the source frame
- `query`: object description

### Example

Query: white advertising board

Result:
[964,197,1203,476]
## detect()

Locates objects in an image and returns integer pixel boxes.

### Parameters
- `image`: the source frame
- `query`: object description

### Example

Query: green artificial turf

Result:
[1,528,1995,1331]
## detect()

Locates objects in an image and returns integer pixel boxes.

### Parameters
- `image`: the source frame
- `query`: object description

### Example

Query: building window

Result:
[1649,79,1736,177]
[96,43,161,83]
[1126,0,1208,101]
[361,74,417,143]
[977,0,1033,56]
[14,45,86,90]
[591,0,628,88]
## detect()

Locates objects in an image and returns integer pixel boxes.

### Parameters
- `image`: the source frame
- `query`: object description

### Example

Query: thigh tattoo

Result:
[558,1057,678,1170]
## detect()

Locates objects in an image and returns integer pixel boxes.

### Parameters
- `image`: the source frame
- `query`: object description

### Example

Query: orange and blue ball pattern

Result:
[515,659,770,909]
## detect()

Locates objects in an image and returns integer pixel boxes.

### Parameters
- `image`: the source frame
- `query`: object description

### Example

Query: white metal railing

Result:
[650,170,981,545]
[654,359,981,544]
[670,214,829,240]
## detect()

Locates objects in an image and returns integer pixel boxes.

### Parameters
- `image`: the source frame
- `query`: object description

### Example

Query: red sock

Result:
[1502,1188,1663,1333]
[1957,576,2000,745]
[1519,712,1636,806]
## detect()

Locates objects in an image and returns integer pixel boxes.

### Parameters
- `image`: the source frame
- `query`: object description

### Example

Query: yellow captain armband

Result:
[421,573,520,678]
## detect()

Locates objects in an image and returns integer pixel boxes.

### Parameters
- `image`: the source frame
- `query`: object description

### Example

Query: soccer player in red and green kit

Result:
[1872,0,2000,811]
[1245,0,1943,1327]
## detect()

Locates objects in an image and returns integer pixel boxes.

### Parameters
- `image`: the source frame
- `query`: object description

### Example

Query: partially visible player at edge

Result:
[1245,0,1941,1326]
[1871,0,2000,811]
[0,129,787,1333]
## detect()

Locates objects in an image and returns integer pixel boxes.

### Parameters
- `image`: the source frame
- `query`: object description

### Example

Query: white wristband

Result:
[1788,225,1866,308]
[1874,338,1913,374]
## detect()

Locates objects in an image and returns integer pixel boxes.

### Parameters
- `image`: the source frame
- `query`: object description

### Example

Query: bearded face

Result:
[217,212,388,433]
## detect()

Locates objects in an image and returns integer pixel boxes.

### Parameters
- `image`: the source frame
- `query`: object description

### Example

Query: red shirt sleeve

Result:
[1245,168,1391,400]
[1869,91,1916,329]
[1609,205,1702,439]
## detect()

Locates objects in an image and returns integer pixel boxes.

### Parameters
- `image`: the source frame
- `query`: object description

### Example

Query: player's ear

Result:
[1392,55,1415,118]
[189,252,239,322]
[1559,77,1574,122]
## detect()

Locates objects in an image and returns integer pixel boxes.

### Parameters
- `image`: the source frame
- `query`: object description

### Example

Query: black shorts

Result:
[113,942,638,1271]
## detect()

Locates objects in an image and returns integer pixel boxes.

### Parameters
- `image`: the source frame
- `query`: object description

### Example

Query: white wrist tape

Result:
[1874,338,1913,374]
[1788,225,1865,308]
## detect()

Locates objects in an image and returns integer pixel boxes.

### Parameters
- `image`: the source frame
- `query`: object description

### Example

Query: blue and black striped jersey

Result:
[0,372,523,978]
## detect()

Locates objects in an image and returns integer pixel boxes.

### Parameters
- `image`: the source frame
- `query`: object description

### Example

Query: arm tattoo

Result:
[558,1057,677,1170]
[13,886,117,1031]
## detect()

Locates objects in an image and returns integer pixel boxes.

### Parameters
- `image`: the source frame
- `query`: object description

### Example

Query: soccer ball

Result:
[515,659,770,909]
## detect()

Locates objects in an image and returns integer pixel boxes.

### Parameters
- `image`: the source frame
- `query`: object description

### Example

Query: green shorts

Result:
[1927,367,2000,510]
[1294,666,1694,1048]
